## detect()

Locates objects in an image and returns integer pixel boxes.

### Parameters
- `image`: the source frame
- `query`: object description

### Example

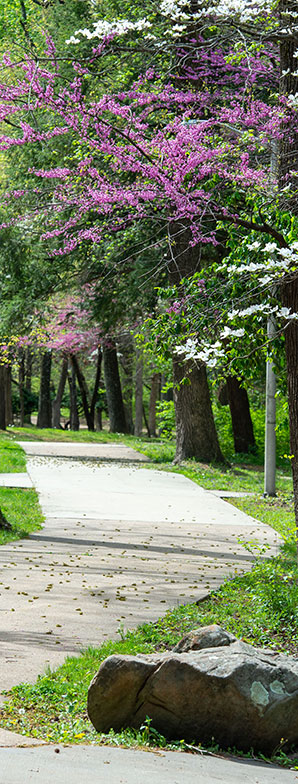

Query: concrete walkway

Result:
[0,441,280,693]
[0,441,290,779]
[0,744,297,784]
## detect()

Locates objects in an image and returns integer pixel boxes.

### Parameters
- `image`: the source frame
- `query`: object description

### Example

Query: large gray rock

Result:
[87,626,298,753]
[173,623,236,652]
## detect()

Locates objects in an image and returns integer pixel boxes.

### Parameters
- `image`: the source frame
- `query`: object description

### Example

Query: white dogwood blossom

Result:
[220,326,245,338]
[160,0,190,21]
[66,18,152,45]
[175,338,225,367]
[207,0,272,21]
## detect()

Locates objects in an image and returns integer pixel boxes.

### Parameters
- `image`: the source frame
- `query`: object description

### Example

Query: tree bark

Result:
[0,365,6,431]
[37,351,52,429]
[24,348,32,424]
[148,372,161,437]
[68,367,79,430]
[118,331,134,433]
[70,354,94,431]
[0,508,11,530]
[90,348,102,430]
[52,355,68,429]
[103,343,128,433]
[173,358,224,463]
[168,221,223,463]
[226,376,255,454]
[4,366,13,426]
[18,350,25,427]
[134,349,143,437]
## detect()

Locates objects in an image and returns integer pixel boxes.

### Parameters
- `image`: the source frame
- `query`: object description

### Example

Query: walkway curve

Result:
[0,441,279,694]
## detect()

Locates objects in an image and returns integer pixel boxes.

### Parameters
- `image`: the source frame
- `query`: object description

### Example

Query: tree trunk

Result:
[173,358,224,463]
[52,355,68,429]
[134,349,143,437]
[118,331,134,433]
[226,376,255,454]
[0,508,11,530]
[103,343,128,433]
[4,366,13,426]
[0,365,6,431]
[148,372,161,437]
[90,348,102,429]
[24,348,32,424]
[37,351,52,429]
[19,351,25,427]
[168,221,223,463]
[70,354,94,431]
[68,367,79,430]
[96,406,102,431]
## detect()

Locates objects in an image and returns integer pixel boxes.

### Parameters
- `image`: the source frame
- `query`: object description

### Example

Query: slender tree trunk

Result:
[225,376,255,454]
[0,365,6,431]
[70,354,94,431]
[96,406,102,431]
[37,351,52,429]
[0,508,11,530]
[68,367,79,430]
[5,366,13,426]
[134,349,143,437]
[90,348,102,429]
[103,343,128,433]
[168,221,223,463]
[118,331,134,433]
[52,355,68,429]
[173,358,224,463]
[148,372,161,437]
[24,348,32,424]
[19,350,25,427]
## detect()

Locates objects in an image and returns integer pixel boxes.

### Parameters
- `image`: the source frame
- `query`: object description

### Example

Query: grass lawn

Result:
[0,434,26,473]
[0,433,43,545]
[0,488,44,546]
[0,424,297,766]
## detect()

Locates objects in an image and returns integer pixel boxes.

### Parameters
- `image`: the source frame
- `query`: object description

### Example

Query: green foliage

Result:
[0,487,44,545]
[0,435,26,472]
[0,434,43,545]
[156,399,175,438]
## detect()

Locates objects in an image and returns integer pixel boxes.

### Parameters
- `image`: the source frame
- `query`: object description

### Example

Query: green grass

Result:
[0,432,43,545]
[0,434,26,472]
[0,488,44,545]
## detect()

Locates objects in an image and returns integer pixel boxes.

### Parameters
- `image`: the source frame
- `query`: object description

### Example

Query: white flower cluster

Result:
[160,0,190,21]
[288,94,298,109]
[228,303,272,319]
[207,0,272,21]
[175,337,225,367]
[228,303,298,321]
[220,326,245,338]
[226,242,298,284]
[66,18,152,45]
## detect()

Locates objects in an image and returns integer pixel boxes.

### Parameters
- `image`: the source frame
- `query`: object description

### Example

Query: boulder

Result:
[173,623,236,652]
[87,626,298,753]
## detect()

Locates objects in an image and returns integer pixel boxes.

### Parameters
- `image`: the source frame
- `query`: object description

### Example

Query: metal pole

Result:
[264,313,276,496]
